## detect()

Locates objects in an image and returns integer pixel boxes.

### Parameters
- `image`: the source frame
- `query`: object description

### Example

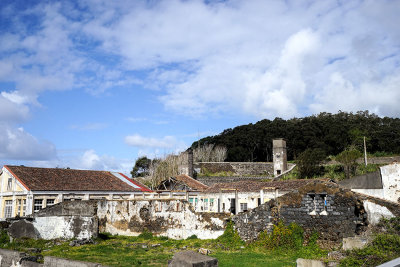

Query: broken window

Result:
[46,199,55,206]
[34,199,43,212]
[204,199,209,211]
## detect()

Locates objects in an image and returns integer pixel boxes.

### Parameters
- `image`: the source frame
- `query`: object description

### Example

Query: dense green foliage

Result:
[131,156,152,177]
[296,148,326,178]
[192,111,400,162]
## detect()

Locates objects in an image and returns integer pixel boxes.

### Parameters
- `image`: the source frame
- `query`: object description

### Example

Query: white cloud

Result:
[0,123,57,160]
[124,134,186,150]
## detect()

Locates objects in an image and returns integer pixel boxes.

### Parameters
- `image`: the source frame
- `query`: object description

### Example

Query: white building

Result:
[0,165,152,220]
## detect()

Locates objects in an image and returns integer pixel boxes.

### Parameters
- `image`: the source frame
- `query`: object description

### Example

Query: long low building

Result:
[0,165,151,220]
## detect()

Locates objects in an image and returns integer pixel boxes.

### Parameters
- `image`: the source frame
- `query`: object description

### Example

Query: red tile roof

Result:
[175,174,209,191]
[204,179,314,193]
[5,165,151,192]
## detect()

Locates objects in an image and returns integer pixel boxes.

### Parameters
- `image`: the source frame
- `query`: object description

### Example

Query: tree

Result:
[336,148,362,179]
[131,156,152,177]
[193,144,227,162]
[296,148,326,178]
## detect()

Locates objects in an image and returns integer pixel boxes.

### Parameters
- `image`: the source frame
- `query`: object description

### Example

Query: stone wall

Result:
[97,199,230,239]
[197,162,274,176]
[232,181,400,246]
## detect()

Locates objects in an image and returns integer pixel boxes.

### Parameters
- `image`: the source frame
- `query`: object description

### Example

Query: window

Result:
[240,203,248,212]
[22,200,26,216]
[4,200,12,218]
[210,198,214,207]
[46,199,55,206]
[16,199,21,216]
[189,198,194,204]
[204,199,209,211]
[34,199,43,212]
[7,178,12,191]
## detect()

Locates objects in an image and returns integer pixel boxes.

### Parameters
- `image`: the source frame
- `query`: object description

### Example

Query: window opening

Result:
[4,200,12,218]
[34,199,43,212]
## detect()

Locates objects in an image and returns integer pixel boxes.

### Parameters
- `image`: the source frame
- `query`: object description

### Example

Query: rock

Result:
[198,248,210,255]
[151,244,160,248]
[69,238,94,247]
[169,250,218,267]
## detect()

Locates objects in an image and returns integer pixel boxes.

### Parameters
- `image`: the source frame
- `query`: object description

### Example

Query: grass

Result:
[0,232,321,267]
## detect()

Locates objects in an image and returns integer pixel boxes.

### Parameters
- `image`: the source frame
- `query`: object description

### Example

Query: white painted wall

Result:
[380,163,400,203]
[33,216,96,240]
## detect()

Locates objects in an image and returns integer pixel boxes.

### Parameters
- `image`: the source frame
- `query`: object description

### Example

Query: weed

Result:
[215,221,245,249]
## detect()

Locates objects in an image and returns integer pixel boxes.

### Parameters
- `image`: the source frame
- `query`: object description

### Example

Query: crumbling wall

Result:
[233,182,368,245]
[96,199,230,239]
[8,201,98,240]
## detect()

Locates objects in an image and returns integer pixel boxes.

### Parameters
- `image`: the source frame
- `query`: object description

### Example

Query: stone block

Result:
[342,237,369,250]
[168,250,218,267]
[44,256,104,267]
[296,258,326,267]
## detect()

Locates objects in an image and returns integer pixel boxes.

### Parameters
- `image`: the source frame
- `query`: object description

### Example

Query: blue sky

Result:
[0,0,399,175]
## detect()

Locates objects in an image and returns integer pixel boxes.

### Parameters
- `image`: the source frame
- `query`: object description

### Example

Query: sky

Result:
[0,0,399,175]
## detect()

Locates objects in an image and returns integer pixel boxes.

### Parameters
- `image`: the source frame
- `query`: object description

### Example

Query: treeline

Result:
[192,111,400,162]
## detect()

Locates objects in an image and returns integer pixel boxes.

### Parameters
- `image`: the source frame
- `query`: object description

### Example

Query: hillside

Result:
[192,111,400,162]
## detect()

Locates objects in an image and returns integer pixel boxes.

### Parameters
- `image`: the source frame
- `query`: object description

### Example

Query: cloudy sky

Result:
[0,0,399,174]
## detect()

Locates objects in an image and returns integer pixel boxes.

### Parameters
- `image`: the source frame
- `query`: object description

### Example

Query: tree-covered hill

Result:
[192,111,400,162]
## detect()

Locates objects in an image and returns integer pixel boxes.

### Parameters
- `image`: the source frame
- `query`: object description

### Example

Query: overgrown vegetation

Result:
[2,218,399,266]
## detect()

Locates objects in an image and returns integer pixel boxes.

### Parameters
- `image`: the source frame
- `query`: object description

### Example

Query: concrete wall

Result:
[97,199,230,239]
[380,163,400,203]
[8,201,98,240]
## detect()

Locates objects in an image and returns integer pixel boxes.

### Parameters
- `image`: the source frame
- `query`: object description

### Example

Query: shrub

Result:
[138,229,153,240]
[216,221,244,249]
[254,221,304,250]
[186,235,198,240]
[0,230,9,246]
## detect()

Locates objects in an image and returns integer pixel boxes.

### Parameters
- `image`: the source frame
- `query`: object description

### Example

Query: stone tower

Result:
[187,147,194,178]
[273,138,287,176]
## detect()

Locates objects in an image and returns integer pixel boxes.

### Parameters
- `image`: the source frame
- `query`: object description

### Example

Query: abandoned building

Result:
[179,138,295,186]
[192,179,314,214]
[233,180,400,247]
[0,165,151,220]
[339,162,400,203]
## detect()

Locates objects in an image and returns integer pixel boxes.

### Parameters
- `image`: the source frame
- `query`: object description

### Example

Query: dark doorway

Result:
[230,198,236,214]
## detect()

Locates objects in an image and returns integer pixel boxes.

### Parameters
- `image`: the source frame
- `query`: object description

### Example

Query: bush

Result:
[0,230,9,246]
[186,235,198,240]
[138,229,153,240]
[254,221,304,250]
[216,221,244,249]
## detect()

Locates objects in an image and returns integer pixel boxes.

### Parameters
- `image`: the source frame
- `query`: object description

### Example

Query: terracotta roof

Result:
[5,165,151,192]
[174,174,209,191]
[204,179,315,193]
